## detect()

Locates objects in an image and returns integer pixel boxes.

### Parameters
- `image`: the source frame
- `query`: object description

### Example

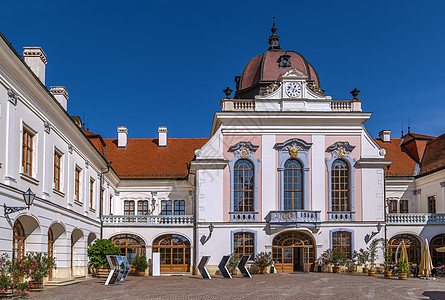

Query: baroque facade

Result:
[0,23,444,279]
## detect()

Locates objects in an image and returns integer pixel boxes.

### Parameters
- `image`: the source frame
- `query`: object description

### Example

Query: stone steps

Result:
[46,277,81,286]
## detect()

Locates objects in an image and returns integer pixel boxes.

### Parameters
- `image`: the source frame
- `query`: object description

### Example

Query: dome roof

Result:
[234,21,321,99]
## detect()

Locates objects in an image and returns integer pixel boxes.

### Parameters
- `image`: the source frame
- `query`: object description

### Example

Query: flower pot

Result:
[398,273,407,280]
[384,270,392,278]
[333,267,340,273]
[259,268,266,274]
[368,269,375,276]
[362,268,369,273]
[137,271,145,276]
[30,279,44,290]
[96,267,111,278]
[0,288,14,297]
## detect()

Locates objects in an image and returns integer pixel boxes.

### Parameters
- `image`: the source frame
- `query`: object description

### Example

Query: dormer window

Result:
[277,53,292,68]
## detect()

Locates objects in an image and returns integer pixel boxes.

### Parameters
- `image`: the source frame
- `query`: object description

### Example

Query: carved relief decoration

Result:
[260,82,281,96]
[327,142,355,158]
[7,88,17,105]
[44,121,51,134]
[230,141,259,158]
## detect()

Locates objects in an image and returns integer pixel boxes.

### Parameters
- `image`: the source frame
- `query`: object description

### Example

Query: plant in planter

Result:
[353,248,369,273]
[397,258,409,280]
[253,252,273,274]
[132,256,148,276]
[379,238,393,278]
[87,239,121,277]
[26,252,55,288]
[227,253,240,275]
[320,248,347,273]
[366,239,379,276]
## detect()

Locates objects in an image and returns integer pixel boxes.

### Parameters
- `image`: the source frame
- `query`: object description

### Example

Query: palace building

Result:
[0,22,444,279]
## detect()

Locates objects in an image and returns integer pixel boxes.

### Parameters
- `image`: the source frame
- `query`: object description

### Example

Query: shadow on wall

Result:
[422,291,445,300]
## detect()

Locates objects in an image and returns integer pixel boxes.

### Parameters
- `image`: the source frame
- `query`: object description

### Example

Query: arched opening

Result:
[389,234,421,264]
[71,229,84,276]
[110,234,146,265]
[47,223,66,279]
[272,231,315,272]
[87,232,97,246]
[430,234,445,266]
[152,234,191,273]
[12,215,40,259]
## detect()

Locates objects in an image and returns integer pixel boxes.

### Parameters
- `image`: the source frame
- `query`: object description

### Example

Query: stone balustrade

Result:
[102,215,193,226]
[387,213,445,225]
[266,210,321,228]
[229,212,258,222]
[330,100,362,112]
[328,211,355,221]
[221,99,255,111]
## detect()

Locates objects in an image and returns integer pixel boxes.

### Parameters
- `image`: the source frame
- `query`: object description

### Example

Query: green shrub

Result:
[87,239,121,268]
[132,255,148,271]
[227,253,240,273]
[253,252,273,269]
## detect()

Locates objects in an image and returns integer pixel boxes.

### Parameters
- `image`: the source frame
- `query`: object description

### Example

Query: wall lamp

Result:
[4,188,35,226]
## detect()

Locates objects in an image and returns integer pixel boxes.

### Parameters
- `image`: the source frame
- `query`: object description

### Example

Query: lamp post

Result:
[4,188,36,226]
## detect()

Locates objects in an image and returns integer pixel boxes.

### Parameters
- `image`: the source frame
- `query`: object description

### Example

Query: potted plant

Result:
[397,258,409,280]
[132,255,148,276]
[26,252,55,289]
[353,248,369,273]
[253,252,272,274]
[227,253,240,275]
[87,239,121,277]
[379,238,393,278]
[320,248,347,273]
[367,239,379,276]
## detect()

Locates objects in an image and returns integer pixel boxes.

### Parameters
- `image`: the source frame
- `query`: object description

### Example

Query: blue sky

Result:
[1,0,444,139]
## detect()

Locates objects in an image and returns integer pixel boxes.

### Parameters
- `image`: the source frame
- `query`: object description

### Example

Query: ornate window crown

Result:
[229,141,259,158]
[327,142,355,158]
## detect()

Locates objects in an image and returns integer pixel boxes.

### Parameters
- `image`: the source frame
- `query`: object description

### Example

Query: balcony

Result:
[230,212,258,222]
[387,213,445,225]
[102,215,193,226]
[265,210,321,228]
[328,211,355,221]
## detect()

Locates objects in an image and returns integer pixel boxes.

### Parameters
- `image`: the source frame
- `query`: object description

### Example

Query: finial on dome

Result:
[268,17,282,51]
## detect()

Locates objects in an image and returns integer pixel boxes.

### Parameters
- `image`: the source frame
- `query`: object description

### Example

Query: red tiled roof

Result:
[375,138,417,176]
[103,138,209,179]
[82,129,106,156]
[420,133,445,175]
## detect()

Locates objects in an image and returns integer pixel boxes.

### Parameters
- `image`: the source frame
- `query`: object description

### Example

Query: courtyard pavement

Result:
[28,273,445,300]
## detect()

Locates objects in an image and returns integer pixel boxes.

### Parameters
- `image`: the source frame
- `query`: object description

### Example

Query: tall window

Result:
[74,167,81,202]
[89,178,94,208]
[13,219,25,260]
[109,195,113,215]
[174,200,185,215]
[331,159,350,212]
[428,196,436,213]
[284,159,303,210]
[400,200,408,213]
[161,200,172,215]
[332,231,352,259]
[54,151,62,191]
[388,200,398,213]
[22,129,33,176]
[124,200,135,215]
[234,159,254,212]
[233,232,255,258]
[138,200,149,215]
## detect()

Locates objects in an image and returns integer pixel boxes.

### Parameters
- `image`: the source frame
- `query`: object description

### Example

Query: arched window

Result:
[234,159,254,212]
[389,234,421,264]
[13,220,25,259]
[174,200,185,215]
[111,234,146,264]
[331,159,350,212]
[137,200,148,215]
[48,228,54,278]
[332,231,352,259]
[431,234,445,266]
[152,234,190,272]
[233,232,255,258]
[284,159,303,210]
[124,200,135,215]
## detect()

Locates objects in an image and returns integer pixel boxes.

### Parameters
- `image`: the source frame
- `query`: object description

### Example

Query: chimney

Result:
[379,130,391,143]
[23,47,47,84]
[158,126,167,147]
[50,86,69,110]
[117,126,128,148]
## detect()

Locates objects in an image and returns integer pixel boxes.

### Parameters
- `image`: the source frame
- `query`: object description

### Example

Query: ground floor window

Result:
[272,231,315,273]
[152,234,190,272]
[389,234,420,264]
[431,234,445,266]
[233,232,255,258]
[111,234,146,264]
[13,220,25,260]
[332,231,352,259]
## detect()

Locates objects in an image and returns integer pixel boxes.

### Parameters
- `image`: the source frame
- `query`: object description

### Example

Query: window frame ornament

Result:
[228,142,261,221]
[7,88,18,106]
[325,142,357,221]
[274,138,312,210]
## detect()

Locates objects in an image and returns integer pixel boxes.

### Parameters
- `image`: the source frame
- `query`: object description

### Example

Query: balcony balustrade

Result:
[229,212,258,222]
[102,215,193,226]
[387,213,445,225]
[266,210,321,228]
[328,211,355,221]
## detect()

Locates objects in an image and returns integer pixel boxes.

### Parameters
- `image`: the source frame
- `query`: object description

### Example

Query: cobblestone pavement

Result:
[28,273,445,300]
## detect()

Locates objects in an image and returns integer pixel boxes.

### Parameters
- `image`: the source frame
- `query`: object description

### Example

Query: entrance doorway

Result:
[272,231,315,272]
[152,234,191,272]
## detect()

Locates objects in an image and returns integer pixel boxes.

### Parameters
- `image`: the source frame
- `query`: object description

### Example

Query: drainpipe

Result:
[188,168,197,276]
[99,162,111,239]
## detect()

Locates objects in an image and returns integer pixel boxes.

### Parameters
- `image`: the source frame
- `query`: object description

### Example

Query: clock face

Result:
[286,82,301,97]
